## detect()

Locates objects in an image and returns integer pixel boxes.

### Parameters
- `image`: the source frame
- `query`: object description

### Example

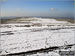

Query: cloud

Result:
[50,8,55,11]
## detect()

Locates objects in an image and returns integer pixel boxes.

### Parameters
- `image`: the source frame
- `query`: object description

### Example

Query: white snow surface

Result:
[0,18,75,55]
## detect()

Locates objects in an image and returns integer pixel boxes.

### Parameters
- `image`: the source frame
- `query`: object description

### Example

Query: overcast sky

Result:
[0,0,74,18]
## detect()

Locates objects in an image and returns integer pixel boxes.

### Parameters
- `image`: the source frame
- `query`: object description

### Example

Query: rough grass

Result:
[55,18,75,23]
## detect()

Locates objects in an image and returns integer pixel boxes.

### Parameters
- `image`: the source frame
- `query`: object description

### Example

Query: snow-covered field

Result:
[0,18,75,56]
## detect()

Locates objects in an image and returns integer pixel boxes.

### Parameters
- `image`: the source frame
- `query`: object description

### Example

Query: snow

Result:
[0,18,75,55]
[0,27,75,55]
[26,52,60,56]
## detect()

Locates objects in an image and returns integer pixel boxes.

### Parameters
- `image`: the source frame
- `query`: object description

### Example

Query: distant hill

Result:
[0,17,75,24]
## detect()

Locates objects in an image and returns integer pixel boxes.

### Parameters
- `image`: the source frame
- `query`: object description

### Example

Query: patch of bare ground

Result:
[55,18,75,23]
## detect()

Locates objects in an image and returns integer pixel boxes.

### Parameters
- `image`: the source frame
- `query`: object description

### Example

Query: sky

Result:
[0,0,74,18]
